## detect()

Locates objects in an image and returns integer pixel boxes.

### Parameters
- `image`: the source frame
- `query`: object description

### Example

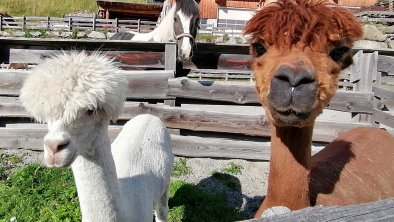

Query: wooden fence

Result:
[0,16,157,33]
[355,10,394,23]
[0,16,243,37]
[0,37,393,162]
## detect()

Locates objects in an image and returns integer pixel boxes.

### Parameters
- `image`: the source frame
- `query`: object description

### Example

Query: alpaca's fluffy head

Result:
[20,51,127,124]
[244,0,362,127]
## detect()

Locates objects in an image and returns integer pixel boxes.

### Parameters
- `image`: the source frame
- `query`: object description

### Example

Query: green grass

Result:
[172,158,192,177]
[222,162,243,175]
[0,164,248,222]
[0,0,148,17]
[0,164,80,222]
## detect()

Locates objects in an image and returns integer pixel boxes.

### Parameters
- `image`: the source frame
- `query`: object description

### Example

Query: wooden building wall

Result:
[199,0,260,19]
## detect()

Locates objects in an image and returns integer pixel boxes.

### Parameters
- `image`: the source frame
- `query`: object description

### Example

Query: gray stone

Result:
[362,24,387,42]
[377,25,394,34]
[353,40,388,49]
[48,31,61,37]
[0,31,11,37]
[216,36,224,43]
[77,31,87,38]
[13,31,25,37]
[226,37,238,44]
[107,32,116,38]
[387,40,394,49]
[261,206,292,218]
[87,31,106,39]
[29,31,42,37]
[60,32,72,38]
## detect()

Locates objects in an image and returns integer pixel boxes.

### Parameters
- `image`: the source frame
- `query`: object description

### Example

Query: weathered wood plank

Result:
[6,48,166,69]
[373,85,394,100]
[0,37,174,51]
[0,70,26,96]
[0,125,327,160]
[0,126,271,160]
[0,70,174,99]
[120,102,272,137]
[378,55,394,74]
[167,77,258,104]
[328,91,374,113]
[372,109,394,128]
[167,78,374,113]
[247,198,394,222]
[0,98,373,142]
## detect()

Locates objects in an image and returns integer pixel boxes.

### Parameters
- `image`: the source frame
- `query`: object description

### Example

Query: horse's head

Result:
[173,0,200,60]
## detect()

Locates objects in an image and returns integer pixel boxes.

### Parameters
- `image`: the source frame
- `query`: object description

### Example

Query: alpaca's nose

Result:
[273,65,316,87]
[44,138,70,153]
[268,65,317,111]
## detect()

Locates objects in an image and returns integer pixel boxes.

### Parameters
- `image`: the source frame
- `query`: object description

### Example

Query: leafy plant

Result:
[222,162,243,175]
[172,158,191,177]
[70,28,79,39]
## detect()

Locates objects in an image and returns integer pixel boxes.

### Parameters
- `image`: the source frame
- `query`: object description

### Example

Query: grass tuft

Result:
[222,162,243,175]
[172,158,192,177]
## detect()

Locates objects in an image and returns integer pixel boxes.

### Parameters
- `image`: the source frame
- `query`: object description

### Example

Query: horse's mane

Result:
[244,0,362,48]
[153,0,199,42]
[176,0,199,17]
[153,6,177,42]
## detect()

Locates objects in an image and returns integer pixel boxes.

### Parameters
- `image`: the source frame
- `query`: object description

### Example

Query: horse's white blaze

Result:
[178,10,193,59]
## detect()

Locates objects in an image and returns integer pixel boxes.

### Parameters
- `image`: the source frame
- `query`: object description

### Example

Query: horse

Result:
[110,0,200,61]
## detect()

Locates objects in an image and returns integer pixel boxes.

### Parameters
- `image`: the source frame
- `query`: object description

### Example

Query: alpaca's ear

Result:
[331,8,363,42]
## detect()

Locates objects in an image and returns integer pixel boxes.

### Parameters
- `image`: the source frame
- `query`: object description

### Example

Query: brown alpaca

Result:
[244,0,394,218]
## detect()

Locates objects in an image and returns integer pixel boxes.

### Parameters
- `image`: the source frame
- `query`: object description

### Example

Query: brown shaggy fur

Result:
[244,0,394,218]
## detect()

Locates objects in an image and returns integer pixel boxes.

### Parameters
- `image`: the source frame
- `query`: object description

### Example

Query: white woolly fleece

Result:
[20,51,127,123]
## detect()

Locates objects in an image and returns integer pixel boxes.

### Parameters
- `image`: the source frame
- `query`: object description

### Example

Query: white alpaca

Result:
[20,51,174,222]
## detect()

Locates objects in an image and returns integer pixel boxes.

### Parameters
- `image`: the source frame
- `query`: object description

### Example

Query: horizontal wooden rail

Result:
[0,37,174,51]
[0,71,375,113]
[0,98,373,142]
[0,70,174,99]
[249,197,394,222]
[373,85,394,100]
[372,109,394,128]
[0,124,327,161]
[167,77,374,113]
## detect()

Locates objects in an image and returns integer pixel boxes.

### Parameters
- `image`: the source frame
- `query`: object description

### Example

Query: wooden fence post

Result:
[68,17,72,32]
[0,16,2,31]
[137,19,141,33]
[350,50,378,123]
[164,42,177,107]
[92,16,96,31]
[115,18,118,33]
[46,16,50,31]
[22,16,26,30]
[165,43,177,72]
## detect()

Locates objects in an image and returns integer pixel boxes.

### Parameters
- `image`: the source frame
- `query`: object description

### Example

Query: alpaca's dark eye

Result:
[86,109,95,116]
[330,47,350,62]
[252,43,266,57]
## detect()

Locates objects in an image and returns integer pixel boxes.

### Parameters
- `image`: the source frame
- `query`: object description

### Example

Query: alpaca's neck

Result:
[71,126,129,221]
[263,125,313,210]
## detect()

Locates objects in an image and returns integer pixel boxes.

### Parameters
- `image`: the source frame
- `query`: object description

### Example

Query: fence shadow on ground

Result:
[169,173,263,221]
